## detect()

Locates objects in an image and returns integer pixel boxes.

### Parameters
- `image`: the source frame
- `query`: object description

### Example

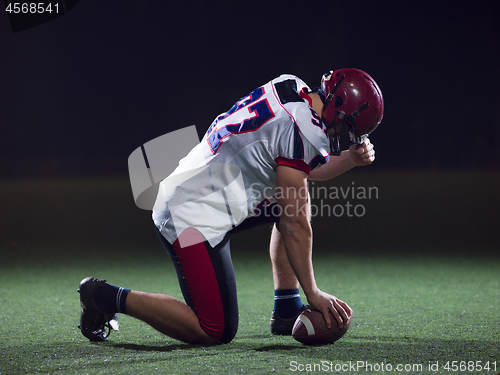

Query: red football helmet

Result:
[320,68,384,155]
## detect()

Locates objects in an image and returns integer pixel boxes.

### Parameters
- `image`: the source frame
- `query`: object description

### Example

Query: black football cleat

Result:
[77,277,119,342]
[270,304,309,335]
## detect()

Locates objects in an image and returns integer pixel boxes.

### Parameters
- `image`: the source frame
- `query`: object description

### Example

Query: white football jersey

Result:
[153,75,330,247]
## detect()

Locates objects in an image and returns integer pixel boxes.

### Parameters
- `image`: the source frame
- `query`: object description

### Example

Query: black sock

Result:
[93,283,130,314]
[274,288,303,319]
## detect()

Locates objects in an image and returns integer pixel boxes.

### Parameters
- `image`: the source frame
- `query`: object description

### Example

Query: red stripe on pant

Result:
[173,228,225,341]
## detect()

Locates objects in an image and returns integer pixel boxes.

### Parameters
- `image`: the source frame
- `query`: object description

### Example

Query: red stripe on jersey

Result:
[173,228,225,341]
[299,88,313,107]
[276,156,312,175]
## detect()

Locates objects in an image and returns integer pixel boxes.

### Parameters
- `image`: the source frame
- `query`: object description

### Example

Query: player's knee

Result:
[199,313,238,344]
[220,319,238,344]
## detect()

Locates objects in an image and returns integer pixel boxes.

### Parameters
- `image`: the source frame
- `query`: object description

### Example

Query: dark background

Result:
[1,1,499,254]
[1,0,499,175]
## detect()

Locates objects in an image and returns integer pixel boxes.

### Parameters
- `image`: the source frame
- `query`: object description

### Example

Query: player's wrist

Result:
[342,149,357,169]
[303,286,321,303]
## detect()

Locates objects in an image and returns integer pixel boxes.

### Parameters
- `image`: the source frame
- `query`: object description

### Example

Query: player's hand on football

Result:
[307,289,352,329]
[349,138,375,167]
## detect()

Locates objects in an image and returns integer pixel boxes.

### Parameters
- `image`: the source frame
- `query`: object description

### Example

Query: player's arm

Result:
[308,138,376,181]
[276,165,351,328]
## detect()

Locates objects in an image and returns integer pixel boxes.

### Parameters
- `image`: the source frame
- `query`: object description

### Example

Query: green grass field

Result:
[1,170,499,374]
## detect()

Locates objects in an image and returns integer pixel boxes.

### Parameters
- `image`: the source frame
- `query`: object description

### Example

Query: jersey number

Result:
[206,87,275,153]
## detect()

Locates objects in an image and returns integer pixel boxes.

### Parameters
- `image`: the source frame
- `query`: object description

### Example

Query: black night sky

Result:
[1,1,499,176]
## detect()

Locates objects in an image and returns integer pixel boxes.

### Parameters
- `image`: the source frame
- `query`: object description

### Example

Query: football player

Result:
[78,68,384,344]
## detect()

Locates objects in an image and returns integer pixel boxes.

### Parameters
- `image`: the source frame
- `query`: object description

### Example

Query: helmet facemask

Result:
[321,73,369,155]
[326,110,364,156]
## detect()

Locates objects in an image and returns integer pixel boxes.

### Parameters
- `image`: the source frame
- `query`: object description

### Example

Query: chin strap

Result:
[327,101,370,155]
[321,75,345,156]
[321,74,372,155]
[351,102,369,120]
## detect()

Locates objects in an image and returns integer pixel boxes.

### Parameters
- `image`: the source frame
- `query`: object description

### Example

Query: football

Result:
[292,309,352,345]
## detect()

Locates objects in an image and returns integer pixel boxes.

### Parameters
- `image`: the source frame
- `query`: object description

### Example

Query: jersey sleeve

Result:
[272,76,331,174]
[274,116,330,175]
[275,156,313,174]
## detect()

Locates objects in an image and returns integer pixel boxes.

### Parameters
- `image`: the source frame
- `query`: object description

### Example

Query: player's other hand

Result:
[349,137,375,167]
[307,289,352,329]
